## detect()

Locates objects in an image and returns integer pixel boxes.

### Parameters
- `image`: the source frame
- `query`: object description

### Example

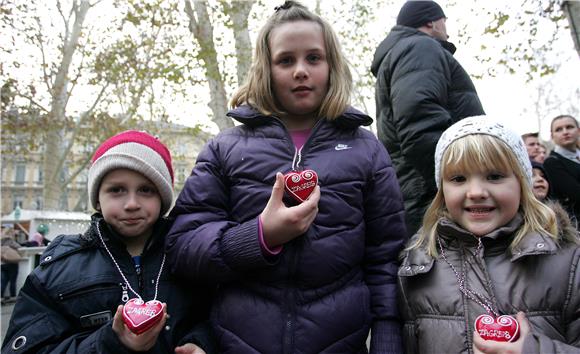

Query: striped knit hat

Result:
[88,130,174,215]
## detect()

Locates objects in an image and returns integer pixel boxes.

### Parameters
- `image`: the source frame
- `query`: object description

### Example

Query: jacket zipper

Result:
[58,283,119,301]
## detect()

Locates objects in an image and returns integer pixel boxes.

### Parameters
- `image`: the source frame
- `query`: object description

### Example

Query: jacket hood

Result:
[371,25,456,77]
[226,105,373,129]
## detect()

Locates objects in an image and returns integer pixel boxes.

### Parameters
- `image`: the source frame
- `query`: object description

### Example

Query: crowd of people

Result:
[1,1,579,354]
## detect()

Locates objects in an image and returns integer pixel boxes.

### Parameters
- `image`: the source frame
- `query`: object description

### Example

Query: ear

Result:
[426,21,434,29]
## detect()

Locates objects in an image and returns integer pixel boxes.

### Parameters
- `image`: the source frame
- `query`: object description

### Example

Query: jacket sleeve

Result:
[389,38,453,187]
[1,272,129,354]
[522,247,580,353]
[364,141,407,354]
[166,139,274,283]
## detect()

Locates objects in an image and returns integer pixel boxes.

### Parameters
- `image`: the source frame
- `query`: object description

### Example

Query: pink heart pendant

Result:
[284,170,318,203]
[474,314,520,342]
[122,298,164,334]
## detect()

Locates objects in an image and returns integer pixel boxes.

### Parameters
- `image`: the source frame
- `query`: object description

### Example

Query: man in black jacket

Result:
[371,0,484,237]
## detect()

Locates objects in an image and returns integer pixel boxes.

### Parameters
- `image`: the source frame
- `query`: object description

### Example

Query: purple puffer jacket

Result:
[166,105,407,354]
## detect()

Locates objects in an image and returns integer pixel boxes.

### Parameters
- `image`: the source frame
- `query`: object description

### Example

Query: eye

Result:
[449,175,466,183]
[307,54,321,63]
[139,185,157,195]
[276,56,293,65]
[487,172,505,181]
[106,186,125,194]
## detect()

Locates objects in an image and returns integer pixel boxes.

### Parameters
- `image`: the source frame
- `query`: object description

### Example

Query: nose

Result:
[124,193,140,210]
[466,180,489,200]
[293,60,308,80]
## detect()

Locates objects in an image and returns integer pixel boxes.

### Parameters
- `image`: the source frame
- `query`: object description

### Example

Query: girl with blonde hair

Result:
[398,116,580,354]
[167,1,406,353]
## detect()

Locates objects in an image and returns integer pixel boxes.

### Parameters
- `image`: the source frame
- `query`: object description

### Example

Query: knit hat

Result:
[88,130,174,215]
[396,1,446,28]
[434,116,532,189]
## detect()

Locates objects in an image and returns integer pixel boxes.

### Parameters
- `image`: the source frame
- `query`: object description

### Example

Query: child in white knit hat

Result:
[397,117,580,353]
[2,131,215,354]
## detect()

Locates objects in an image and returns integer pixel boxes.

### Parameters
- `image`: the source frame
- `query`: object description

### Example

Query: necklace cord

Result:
[437,236,498,317]
[96,222,165,302]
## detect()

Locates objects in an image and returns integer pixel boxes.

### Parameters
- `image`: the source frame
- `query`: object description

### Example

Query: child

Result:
[165,1,407,353]
[2,131,214,354]
[398,117,580,354]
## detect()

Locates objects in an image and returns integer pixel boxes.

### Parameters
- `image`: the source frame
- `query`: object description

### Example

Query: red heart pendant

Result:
[284,170,318,203]
[475,314,520,342]
[122,298,164,334]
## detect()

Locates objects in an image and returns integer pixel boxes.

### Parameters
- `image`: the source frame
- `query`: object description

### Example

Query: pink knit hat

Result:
[88,130,174,215]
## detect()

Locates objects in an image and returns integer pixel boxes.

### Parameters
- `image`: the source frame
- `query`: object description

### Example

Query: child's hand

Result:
[175,343,206,354]
[472,312,530,354]
[112,303,168,352]
[260,172,320,247]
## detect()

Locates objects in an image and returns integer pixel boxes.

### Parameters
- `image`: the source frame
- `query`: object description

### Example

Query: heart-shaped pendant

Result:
[284,170,318,203]
[122,298,164,334]
[474,314,520,342]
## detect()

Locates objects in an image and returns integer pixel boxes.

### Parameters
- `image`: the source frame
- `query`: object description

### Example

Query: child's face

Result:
[97,169,161,241]
[442,168,521,237]
[532,168,549,201]
[269,20,329,127]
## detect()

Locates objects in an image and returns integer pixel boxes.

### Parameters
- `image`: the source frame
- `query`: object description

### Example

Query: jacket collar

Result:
[226,105,372,129]
[399,214,559,277]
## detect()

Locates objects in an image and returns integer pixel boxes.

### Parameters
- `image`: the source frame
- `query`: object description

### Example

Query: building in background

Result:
[1,122,211,216]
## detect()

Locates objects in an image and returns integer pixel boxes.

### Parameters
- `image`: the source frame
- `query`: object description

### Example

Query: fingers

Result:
[268,172,285,205]
[112,305,124,334]
[516,311,530,336]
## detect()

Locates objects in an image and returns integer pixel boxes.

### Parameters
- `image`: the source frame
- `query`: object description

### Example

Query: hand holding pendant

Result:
[473,312,531,354]
[112,303,168,351]
[260,172,320,248]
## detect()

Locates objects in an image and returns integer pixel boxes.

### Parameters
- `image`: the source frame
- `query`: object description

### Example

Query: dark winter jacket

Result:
[1,215,215,354]
[371,25,484,237]
[544,151,580,227]
[166,105,407,354]
[398,214,580,354]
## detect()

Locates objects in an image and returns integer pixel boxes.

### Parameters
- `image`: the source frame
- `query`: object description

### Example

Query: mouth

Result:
[292,86,312,92]
[465,206,495,214]
[120,218,143,225]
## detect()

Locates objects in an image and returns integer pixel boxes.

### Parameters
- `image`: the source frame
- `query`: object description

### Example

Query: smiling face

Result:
[269,20,329,130]
[532,168,549,201]
[97,169,161,244]
[442,167,521,236]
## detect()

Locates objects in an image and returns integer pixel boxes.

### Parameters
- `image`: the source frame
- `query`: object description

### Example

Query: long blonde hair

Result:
[229,1,352,120]
[411,134,559,256]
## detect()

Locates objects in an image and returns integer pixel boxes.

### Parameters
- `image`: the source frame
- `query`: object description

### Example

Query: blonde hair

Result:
[229,1,352,120]
[410,134,558,256]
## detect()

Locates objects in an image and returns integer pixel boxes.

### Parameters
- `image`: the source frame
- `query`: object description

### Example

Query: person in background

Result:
[1,227,21,305]
[522,132,541,162]
[536,143,548,163]
[3,130,214,354]
[543,114,580,229]
[371,0,485,237]
[531,161,550,202]
[398,117,580,354]
[166,1,407,353]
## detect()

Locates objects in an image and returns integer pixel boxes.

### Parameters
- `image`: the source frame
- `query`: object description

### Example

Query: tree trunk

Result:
[227,1,255,85]
[185,0,233,131]
[42,0,90,210]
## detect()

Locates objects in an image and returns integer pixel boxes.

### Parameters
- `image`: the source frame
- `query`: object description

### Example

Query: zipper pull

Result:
[121,283,129,303]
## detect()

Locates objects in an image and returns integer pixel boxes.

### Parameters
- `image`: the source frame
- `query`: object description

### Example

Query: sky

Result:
[3,0,579,142]
[371,0,580,141]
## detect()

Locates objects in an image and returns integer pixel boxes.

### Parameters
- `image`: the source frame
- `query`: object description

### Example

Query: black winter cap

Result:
[396,1,446,28]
